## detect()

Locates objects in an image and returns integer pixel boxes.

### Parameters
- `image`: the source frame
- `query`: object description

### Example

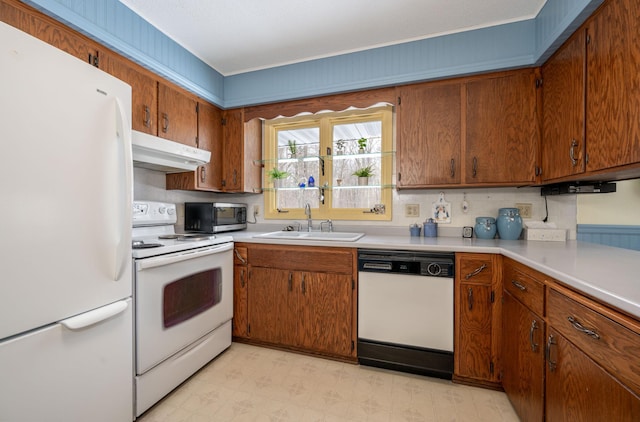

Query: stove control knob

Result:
[167,207,175,216]
[158,206,166,214]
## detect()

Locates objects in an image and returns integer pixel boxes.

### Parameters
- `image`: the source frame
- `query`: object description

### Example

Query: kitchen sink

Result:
[254,231,365,242]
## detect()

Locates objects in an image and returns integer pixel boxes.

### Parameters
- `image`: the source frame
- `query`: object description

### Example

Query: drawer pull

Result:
[546,334,557,372]
[529,319,539,352]
[465,264,487,280]
[511,280,527,291]
[567,316,600,340]
[234,248,247,264]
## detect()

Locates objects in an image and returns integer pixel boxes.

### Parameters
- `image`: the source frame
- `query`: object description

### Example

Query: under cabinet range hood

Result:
[131,130,211,173]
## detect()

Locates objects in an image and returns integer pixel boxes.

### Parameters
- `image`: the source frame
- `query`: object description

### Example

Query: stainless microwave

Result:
[184,202,247,233]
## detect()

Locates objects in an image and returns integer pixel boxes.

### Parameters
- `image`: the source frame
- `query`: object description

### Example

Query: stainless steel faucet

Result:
[304,202,312,231]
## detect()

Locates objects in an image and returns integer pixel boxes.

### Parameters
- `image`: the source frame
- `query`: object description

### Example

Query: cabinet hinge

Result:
[195,135,199,148]
[535,78,543,88]
[490,361,495,374]
[88,51,100,68]
[585,153,589,164]
[397,96,401,105]
[490,290,495,303]
[397,173,402,182]
[586,34,591,45]
[221,118,227,126]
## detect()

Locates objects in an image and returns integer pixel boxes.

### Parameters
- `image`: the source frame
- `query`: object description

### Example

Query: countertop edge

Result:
[231,232,640,320]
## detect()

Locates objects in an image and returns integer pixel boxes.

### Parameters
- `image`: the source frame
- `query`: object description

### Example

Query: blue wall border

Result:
[23,0,603,108]
[577,224,640,251]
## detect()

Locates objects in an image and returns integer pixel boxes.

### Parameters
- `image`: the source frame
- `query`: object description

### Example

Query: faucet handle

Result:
[320,219,333,232]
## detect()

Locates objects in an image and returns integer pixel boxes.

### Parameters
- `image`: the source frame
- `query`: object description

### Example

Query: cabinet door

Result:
[101,52,158,135]
[396,82,461,187]
[221,108,243,191]
[157,82,197,147]
[541,29,586,181]
[0,0,93,65]
[586,0,640,171]
[456,283,495,381]
[546,328,640,422]
[247,267,297,346]
[196,101,223,190]
[465,70,538,184]
[502,291,544,422]
[232,264,248,338]
[298,271,353,357]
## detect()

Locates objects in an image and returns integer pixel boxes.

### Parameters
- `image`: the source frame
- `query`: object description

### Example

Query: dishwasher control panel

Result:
[358,249,454,278]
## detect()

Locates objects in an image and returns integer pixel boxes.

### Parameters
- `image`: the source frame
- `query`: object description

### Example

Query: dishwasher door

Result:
[358,271,454,351]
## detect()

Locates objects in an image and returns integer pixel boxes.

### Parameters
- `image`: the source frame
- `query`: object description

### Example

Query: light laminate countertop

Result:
[231,230,640,320]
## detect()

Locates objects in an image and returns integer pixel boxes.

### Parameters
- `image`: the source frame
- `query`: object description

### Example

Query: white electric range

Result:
[132,201,234,417]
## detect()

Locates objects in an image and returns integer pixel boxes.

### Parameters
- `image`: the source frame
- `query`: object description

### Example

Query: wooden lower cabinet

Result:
[454,253,501,388]
[545,327,640,421]
[232,245,249,338]
[240,244,357,361]
[502,290,545,422]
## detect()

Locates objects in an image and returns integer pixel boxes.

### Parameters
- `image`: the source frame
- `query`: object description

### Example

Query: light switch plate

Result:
[405,204,419,217]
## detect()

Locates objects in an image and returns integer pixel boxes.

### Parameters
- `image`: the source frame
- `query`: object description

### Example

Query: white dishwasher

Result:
[358,249,454,379]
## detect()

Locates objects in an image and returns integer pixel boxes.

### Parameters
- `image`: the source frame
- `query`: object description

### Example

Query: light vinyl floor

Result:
[138,342,519,422]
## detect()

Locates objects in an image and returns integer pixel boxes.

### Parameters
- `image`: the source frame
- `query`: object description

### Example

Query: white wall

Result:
[135,167,578,238]
[577,179,640,225]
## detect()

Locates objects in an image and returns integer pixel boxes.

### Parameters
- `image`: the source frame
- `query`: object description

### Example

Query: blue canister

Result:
[475,217,497,239]
[423,218,438,237]
[497,207,523,240]
[409,224,421,237]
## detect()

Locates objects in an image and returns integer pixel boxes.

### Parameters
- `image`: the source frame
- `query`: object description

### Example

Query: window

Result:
[263,106,393,221]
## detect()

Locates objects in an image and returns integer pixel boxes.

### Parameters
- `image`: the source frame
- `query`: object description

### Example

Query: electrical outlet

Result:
[253,205,260,216]
[516,203,532,219]
[405,204,419,218]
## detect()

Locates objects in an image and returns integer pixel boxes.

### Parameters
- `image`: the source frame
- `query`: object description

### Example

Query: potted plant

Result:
[266,167,289,188]
[357,137,367,153]
[287,140,298,158]
[353,164,374,186]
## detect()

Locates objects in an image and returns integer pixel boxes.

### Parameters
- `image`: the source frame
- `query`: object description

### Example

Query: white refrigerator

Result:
[0,22,134,422]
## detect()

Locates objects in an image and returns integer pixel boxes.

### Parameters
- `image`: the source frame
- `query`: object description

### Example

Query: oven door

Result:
[134,242,233,374]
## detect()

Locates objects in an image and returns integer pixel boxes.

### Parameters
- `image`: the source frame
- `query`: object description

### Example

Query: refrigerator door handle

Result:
[61,300,129,330]
[114,98,133,282]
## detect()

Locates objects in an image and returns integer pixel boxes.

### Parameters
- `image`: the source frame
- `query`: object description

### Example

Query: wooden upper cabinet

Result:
[396,82,462,187]
[541,29,586,181]
[101,52,158,135]
[1,0,95,65]
[586,0,640,172]
[196,101,223,190]
[465,69,539,185]
[157,82,197,147]
[222,108,262,193]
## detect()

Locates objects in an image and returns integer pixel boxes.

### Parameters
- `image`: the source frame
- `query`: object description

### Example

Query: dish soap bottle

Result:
[308,175,315,187]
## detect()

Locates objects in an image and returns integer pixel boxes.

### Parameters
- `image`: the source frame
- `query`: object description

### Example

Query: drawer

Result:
[503,264,544,316]
[249,244,354,274]
[457,254,495,284]
[547,287,640,396]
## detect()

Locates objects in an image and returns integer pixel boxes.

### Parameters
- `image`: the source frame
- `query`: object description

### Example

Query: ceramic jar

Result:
[496,207,523,240]
[475,217,497,239]
[423,218,438,237]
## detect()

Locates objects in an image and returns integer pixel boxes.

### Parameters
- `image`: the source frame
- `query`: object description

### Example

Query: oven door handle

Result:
[137,242,233,270]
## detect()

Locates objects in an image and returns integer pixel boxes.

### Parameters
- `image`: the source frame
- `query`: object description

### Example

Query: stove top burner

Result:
[132,240,163,249]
